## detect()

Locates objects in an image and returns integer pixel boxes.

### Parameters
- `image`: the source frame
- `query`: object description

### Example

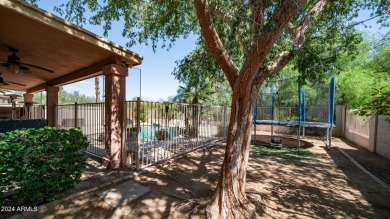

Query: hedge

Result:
[0,127,89,205]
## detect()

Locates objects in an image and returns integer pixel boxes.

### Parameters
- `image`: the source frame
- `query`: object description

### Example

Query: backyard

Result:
[9,136,390,219]
[1,1,389,218]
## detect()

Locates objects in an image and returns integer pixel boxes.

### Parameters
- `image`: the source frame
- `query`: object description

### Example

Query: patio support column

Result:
[23,93,33,119]
[46,86,60,127]
[103,64,128,169]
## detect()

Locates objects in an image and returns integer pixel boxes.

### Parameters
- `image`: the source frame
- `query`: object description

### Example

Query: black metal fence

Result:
[56,103,105,158]
[124,100,230,169]
[56,100,230,169]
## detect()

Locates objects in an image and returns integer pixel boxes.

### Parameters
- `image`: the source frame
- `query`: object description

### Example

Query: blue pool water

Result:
[139,124,180,140]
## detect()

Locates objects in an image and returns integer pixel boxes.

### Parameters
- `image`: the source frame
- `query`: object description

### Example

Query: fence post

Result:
[136,97,141,171]
[74,102,78,128]
[42,105,46,120]
[223,106,227,139]
[342,106,346,137]
[373,115,378,153]
[53,105,56,127]
[197,104,200,148]
[121,99,127,167]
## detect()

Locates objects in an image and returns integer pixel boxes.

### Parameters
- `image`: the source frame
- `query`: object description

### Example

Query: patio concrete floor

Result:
[98,181,150,208]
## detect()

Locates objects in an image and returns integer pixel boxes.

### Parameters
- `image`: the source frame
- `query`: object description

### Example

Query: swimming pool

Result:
[130,124,181,141]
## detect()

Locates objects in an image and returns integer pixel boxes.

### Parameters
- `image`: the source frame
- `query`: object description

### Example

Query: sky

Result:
[35,1,198,101]
[62,35,198,101]
[34,2,388,101]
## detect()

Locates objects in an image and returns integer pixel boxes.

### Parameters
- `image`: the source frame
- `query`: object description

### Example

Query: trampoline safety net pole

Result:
[302,90,306,138]
[327,77,336,149]
[253,101,257,145]
[271,93,275,138]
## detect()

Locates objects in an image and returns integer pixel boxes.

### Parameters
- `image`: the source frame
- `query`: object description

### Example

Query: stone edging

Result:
[336,147,390,194]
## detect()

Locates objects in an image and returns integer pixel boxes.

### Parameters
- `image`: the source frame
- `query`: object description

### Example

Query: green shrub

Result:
[0,127,88,205]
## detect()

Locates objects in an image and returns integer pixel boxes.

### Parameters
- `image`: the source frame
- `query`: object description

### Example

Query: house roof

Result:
[0,0,143,93]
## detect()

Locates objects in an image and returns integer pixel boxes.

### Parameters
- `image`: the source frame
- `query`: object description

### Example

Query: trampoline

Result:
[253,76,336,149]
[255,120,332,128]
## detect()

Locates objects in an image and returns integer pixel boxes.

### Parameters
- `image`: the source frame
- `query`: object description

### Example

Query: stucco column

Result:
[46,86,60,127]
[332,105,344,137]
[23,93,33,119]
[103,64,128,169]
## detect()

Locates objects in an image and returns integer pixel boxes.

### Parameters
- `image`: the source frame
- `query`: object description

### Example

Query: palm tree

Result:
[173,78,214,105]
[95,76,100,103]
[173,78,215,137]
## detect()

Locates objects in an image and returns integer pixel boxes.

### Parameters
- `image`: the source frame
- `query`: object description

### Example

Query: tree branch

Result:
[265,51,292,76]
[240,0,305,82]
[251,50,292,92]
[286,22,297,38]
[249,50,291,96]
[249,0,264,34]
[194,0,239,88]
[210,9,249,55]
[347,14,381,28]
[287,0,331,47]
[210,10,233,27]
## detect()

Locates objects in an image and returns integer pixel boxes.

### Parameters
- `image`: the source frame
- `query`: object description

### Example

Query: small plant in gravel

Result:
[0,127,89,206]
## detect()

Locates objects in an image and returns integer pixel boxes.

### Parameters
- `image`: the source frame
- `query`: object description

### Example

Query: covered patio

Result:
[0,0,143,169]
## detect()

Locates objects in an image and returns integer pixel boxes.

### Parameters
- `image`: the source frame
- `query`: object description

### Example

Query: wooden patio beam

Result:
[27,57,120,93]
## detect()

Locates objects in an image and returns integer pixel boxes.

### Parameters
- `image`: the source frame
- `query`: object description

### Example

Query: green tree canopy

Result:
[336,34,390,109]
[58,87,95,104]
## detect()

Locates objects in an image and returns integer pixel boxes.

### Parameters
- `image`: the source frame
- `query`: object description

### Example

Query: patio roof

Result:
[0,0,143,93]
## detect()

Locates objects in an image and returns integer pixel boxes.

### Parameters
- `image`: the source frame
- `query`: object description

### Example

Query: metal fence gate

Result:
[56,103,106,159]
[124,99,230,169]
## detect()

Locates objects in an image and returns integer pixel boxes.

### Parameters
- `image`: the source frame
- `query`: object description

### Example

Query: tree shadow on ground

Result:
[335,138,390,185]
[323,146,390,217]
[127,143,227,218]
[21,139,390,218]
[246,143,390,218]
[20,143,226,219]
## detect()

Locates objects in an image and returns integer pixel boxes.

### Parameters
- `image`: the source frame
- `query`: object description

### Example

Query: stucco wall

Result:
[345,130,371,150]
[338,106,390,160]
[376,115,390,159]
[343,108,372,151]
[332,106,345,137]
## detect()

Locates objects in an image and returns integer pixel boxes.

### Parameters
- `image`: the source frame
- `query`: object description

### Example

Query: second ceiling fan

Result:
[0,47,54,74]
[0,73,26,87]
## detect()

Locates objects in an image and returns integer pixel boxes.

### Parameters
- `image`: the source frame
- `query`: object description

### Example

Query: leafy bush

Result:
[356,88,390,122]
[0,127,88,205]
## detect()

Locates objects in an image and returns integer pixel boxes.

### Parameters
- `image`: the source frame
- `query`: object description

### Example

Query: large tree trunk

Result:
[192,0,330,217]
[207,76,262,219]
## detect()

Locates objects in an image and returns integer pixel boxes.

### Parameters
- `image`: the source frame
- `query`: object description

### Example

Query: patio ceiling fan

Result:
[0,47,54,74]
[0,73,26,87]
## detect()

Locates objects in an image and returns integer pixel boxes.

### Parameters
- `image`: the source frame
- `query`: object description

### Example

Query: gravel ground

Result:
[4,136,390,219]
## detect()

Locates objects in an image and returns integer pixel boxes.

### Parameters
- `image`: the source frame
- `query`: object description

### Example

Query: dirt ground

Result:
[9,136,390,219]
